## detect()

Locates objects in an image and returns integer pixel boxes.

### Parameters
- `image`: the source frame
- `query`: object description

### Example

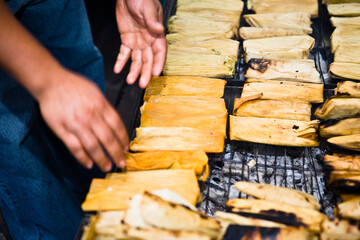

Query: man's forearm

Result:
[0,0,64,101]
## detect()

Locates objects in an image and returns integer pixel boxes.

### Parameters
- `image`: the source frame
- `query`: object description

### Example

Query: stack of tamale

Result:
[164,0,243,77]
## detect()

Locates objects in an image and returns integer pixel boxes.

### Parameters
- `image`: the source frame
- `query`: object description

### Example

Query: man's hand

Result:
[114,0,166,88]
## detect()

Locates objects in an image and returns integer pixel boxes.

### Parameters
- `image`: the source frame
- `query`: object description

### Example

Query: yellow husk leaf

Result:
[239,27,307,40]
[82,169,200,211]
[144,76,226,99]
[331,26,360,52]
[334,45,360,64]
[337,197,360,220]
[321,218,360,240]
[323,154,360,172]
[130,127,225,153]
[177,0,244,12]
[243,12,312,33]
[166,34,229,43]
[241,78,324,103]
[330,16,360,27]
[320,118,360,137]
[144,95,226,105]
[124,151,209,181]
[335,81,360,97]
[315,97,360,120]
[329,62,360,80]
[230,116,320,147]
[328,3,360,17]
[328,133,360,151]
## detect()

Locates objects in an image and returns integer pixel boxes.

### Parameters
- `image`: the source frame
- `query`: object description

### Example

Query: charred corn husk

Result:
[164,53,237,78]
[226,199,326,233]
[130,127,224,153]
[247,0,318,17]
[330,16,360,27]
[230,116,320,147]
[177,0,244,12]
[239,27,307,40]
[330,175,360,192]
[323,154,360,172]
[234,181,320,210]
[243,12,312,33]
[81,169,200,211]
[140,102,227,136]
[334,45,360,64]
[327,3,360,17]
[331,26,360,52]
[320,118,360,137]
[245,59,320,83]
[335,81,360,97]
[144,76,226,99]
[241,79,324,103]
[328,133,360,152]
[125,151,209,181]
[321,218,360,240]
[329,62,360,80]
[233,94,311,121]
[337,197,360,220]
[315,97,360,120]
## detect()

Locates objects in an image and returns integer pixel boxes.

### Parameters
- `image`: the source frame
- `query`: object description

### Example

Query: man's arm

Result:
[114,0,167,88]
[0,0,128,171]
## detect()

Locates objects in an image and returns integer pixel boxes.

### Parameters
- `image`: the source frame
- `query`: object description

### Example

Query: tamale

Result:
[327,133,360,151]
[241,79,324,103]
[144,95,225,105]
[331,26,360,52]
[335,81,360,97]
[247,0,318,17]
[245,59,321,83]
[329,62,360,80]
[233,94,312,121]
[330,16,360,27]
[328,171,360,186]
[166,33,227,43]
[226,199,326,233]
[243,12,312,33]
[177,0,244,12]
[130,127,224,153]
[239,27,307,40]
[81,169,200,211]
[167,16,237,38]
[144,76,226,99]
[323,0,360,4]
[328,3,360,16]
[234,181,321,210]
[340,192,360,201]
[163,53,237,78]
[314,97,360,120]
[124,227,211,240]
[337,197,360,220]
[223,225,316,240]
[330,175,360,191]
[243,36,315,62]
[321,218,360,240]
[230,116,320,147]
[320,118,360,137]
[168,38,239,56]
[140,102,227,136]
[124,151,209,181]
[334,45,360,64]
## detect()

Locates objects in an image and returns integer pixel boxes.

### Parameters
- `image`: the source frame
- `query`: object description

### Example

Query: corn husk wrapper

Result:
[177,0,244,12]
[140,102,227,136]
[334,44,360,64]
[124,151,209,181]
[144,76,226,99]
[243,12,312,33]
[321,218,360,240]
[340,192,360,202]
[328,3,360,16]
[130,127,224,153]
[246,59,320,83]
[166,34,228,43]
[144,95,225,105]
[81,169,200,211]
[164,53,237,78]
[331,16,360,27]
[323,154,360,172]
[239,27,307,40]
[323,0,360,4]
[320,118,360,137]
[328,171,360,185]
[230,116,320,147]
[242,79,324,103]
[335,81,360,97]
[315,97,360,120]
[329,62,360,80]
[234,181,320,210]
[168,38,239,56]
[244,36,314,62]
[331,26,360,52]
[337,197,360,220]
[328,133,360,151]
[226,199,326,233]
[233,94,311,121]
[247,0,318,18]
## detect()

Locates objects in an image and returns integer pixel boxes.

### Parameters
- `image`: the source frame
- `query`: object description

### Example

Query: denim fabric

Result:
[1,0,107,239]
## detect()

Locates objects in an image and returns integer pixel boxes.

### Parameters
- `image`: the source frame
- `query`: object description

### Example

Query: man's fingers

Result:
[127,49,142,85]
[152,38,167,76]
[114,45,131,74]
[139,46,153,88]
[142,0,164,35]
